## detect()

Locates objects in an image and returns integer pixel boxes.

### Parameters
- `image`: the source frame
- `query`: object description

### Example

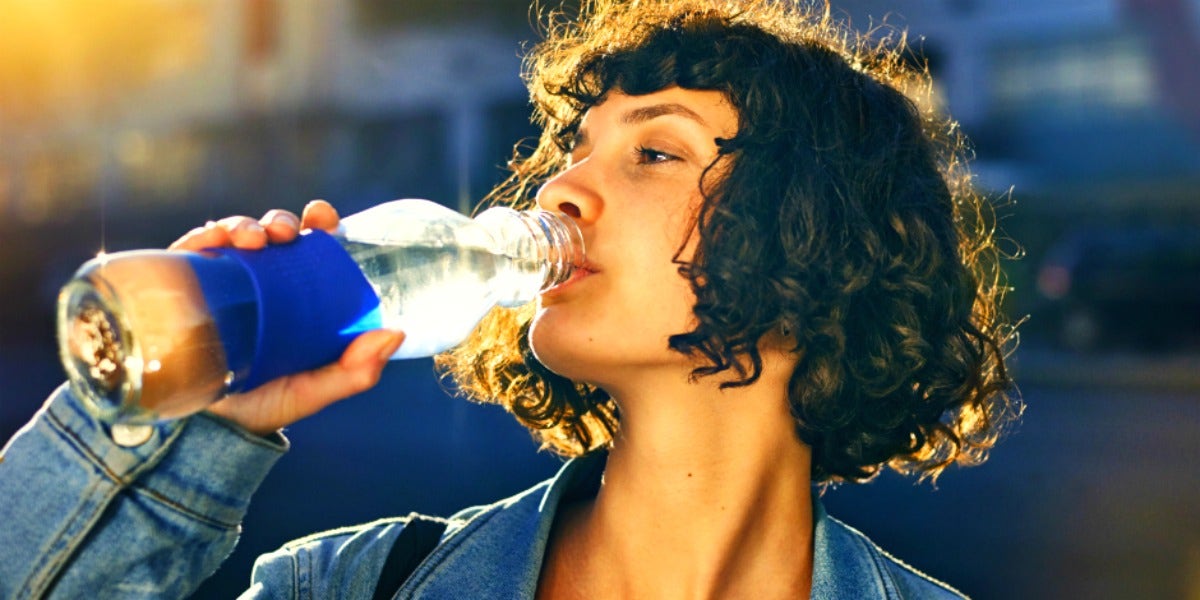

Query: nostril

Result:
[558,203,582,219]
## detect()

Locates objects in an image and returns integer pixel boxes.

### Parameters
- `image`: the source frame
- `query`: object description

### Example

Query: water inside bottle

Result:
[341,241,544,357]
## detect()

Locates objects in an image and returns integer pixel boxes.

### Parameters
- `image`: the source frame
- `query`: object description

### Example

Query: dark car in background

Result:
[1035,225,1200,352]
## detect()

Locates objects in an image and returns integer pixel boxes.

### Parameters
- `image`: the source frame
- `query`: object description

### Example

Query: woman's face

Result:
[529,86,738,392]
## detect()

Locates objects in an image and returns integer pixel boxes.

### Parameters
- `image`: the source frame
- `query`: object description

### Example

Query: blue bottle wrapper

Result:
[198,230,383,392]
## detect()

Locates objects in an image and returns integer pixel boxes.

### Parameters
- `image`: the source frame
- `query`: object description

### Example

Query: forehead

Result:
[580,87,738,137]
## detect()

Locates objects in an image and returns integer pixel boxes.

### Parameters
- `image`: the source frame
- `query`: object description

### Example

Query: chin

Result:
[529,310,631,389]
[528,316,687,391]
[527,315,590,382]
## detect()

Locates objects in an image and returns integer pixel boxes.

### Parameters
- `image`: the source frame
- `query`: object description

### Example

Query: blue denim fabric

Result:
[812,503,966,599]
[0,385,285,599]
[0,385,966,599]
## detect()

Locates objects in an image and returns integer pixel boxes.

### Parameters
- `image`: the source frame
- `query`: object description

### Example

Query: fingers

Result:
[168,200,334,252]
[169,221,229,251]
[301,199,340,232]
[220,216,269,249]
[167,216,264,251]
[206,329,406,436]
[260,209,301,244]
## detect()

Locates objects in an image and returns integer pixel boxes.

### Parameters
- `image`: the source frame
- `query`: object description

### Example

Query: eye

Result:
[635,145,678,165]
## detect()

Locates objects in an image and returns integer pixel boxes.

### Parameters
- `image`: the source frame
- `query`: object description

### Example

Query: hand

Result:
[168,200,406,436]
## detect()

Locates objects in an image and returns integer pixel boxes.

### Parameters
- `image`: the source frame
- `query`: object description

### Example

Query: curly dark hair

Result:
[436,0,1021,483]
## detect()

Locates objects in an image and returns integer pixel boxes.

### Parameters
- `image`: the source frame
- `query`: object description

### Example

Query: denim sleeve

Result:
[0,384,287,599]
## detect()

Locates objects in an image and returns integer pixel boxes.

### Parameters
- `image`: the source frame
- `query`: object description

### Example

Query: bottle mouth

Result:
[57,276,145,424]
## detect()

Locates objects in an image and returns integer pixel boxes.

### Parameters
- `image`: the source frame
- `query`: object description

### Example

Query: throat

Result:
[538,441,815,599]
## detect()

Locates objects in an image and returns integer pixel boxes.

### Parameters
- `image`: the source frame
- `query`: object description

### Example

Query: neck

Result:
[543,356,815,599]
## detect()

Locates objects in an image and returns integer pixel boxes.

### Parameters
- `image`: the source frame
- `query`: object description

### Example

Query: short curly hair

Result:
[436,0,1021,483]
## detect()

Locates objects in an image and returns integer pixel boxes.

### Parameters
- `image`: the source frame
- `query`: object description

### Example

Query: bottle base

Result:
[57,276,150,424]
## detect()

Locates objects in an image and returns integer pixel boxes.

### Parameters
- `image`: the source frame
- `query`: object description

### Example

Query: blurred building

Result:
[840,0,1200,212]
[0,0,537,225]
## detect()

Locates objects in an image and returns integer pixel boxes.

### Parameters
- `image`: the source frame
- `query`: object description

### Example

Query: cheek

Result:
[622,220,701,332]
[622,261,698,336]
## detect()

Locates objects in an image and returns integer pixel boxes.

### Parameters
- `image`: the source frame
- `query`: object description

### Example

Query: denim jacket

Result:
[0,385,966,599]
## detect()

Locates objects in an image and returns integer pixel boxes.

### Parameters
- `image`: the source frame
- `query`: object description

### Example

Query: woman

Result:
[0,0,1019,597]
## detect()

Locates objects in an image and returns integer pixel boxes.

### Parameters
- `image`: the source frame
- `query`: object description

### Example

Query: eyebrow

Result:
[571,102,710,152]
[621,102,708,126]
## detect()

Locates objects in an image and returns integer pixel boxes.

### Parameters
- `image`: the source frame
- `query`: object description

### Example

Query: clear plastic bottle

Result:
[56,199,583,424]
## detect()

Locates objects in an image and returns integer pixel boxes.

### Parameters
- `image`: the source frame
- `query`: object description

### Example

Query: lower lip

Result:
[542,268,594,298]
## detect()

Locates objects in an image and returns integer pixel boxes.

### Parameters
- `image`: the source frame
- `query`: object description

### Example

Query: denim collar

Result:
[812,496,893,597]
[400,451,601,598]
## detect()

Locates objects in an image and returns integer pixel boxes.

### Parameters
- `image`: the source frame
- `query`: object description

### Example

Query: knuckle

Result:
[351,368,382,393]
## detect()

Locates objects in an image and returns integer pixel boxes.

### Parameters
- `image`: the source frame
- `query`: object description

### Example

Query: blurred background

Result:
[0,0,1197,598]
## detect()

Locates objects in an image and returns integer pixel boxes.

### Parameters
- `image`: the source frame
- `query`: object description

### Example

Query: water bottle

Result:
[56,199,583,425]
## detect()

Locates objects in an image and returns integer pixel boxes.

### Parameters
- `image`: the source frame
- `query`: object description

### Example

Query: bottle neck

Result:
[515,209,584,290]
[475,206,585,294]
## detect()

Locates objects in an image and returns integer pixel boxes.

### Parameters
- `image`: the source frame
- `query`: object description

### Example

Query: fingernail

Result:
[266,210,299,228]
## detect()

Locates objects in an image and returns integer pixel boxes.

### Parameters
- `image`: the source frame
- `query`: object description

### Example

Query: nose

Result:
[535,163,602,224]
